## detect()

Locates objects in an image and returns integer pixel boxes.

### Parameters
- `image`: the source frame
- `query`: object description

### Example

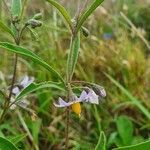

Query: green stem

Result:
[0,54,18,123]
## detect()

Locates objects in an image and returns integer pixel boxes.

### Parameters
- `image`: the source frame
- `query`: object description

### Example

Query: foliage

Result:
[0,0,149,149]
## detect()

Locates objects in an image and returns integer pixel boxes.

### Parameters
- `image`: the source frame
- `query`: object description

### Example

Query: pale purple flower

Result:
[12,75,34,96]
[85,89,99,104]
[54,90,88,108]
[54,88,105,108]
[20,75,34,88]
[12,87,20,95]
[10,75,34,110]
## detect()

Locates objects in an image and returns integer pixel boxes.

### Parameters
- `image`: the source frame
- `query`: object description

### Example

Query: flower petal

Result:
[20,75,29,87]
[86,89,99,104]
[54,97,72,107]
[12,86,20,95]
[79,90,88,100]
[21,75,34,88]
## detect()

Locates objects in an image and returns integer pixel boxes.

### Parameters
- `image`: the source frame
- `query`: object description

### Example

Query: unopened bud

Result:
[33,13,43,20]
[81,26,90,37]
[26,19,42,28]
[92,84,106,98]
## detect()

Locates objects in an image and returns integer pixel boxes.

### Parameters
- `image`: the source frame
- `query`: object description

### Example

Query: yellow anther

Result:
[71,102,81,117]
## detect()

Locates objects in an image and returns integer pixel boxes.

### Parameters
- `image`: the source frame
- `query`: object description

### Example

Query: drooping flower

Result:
[12,75,34,96]
[54,88,106,116]
[10,75,34,109]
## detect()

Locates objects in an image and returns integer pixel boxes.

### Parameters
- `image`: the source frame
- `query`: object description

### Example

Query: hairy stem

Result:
[65,83,72,150]
[65,107,70,150]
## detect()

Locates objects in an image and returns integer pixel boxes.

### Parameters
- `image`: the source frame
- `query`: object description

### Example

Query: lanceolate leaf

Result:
[113,139,150,150]
[105,73,150,120]
[95,131,106,150]
[46,0,72,30]
[11,0,22,17]
[0,21,14,37]
[0,137,18,150]
[16,81,65,100]
[77,0,104,32]
[0,42,65,84]
[67,33,80,81]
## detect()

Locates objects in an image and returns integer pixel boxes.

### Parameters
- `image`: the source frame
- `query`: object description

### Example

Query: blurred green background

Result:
[0,0,150,149]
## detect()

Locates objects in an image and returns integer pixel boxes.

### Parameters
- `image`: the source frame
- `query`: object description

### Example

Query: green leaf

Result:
[0,137,18,150]
[11,0,22,17]
[0,42,65,85]
[113,139,150,150]
[46,0,72,30]
[77,0,104,32]
[95,131,106,150]
[116,115,133,146]
[0,21,14,37]
[8,134,27,144]
[104,73,150,120]
[30,119,41,145]
[16,81,65,100]
[107,132,118,149]
[67,33,80,80]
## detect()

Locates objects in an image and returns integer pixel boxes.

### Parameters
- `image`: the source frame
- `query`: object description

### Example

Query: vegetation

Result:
[0,0,149,149]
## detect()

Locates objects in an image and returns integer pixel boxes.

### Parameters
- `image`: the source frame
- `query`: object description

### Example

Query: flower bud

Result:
[33,13,43,20]
[26,19,43,28]
[92,84,106,98]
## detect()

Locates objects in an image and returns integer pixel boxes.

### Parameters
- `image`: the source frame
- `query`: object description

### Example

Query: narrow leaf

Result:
[77,0,104,32]
[0,21,14,37]
[95,131,106,150]
[16,81,65,100]
[0,137,18,150]
[67,33,80,80]
[46,0,72,30]
[113,139,150,150]
[0,42,65,84]
[105,73,150,120]
[11,0,22,17]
